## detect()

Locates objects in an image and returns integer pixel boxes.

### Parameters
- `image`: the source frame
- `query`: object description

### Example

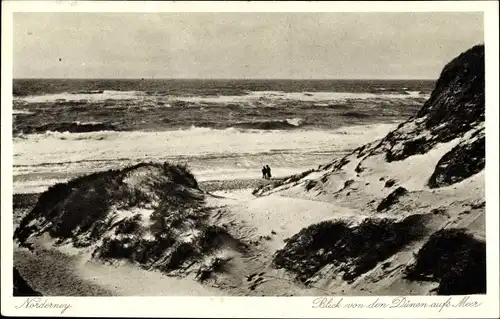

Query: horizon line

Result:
[13,77,437,81]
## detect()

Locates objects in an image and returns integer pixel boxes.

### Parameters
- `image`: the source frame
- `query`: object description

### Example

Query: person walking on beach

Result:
[262,166,267,179]
[266,165,272,179]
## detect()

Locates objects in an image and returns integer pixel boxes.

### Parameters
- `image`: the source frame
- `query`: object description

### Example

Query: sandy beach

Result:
[13,161,484,297]
[12,178,316,297]
[9,31,487,299]
[12,177,286,296]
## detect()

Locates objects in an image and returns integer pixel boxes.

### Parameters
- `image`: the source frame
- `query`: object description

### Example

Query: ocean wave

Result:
[13,110,34,115]
[340,111,370,118]
[13,122,398,190]
[232,118,306,130]
[372,87,427,96]
[15,89,430,105]
[13,123,397,158]
[174,90,429,104]
[18,121,119,135]
[71,90,104,94]
[16,90,140,103]
[405,90,422,96]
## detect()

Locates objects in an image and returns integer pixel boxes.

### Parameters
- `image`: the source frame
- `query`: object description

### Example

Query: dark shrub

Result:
[273,214,427,283]
[133,236,176,265]
[377,187,408,212]
[386,137,430,162]
[13,193,40,210]
[14,167,125,243]
[164,242,198,270]
[115,215,143,235]
[199,226,228,250]
[428,136,485,188]
[273,220,351,282]
[14,162,202,247]
[199,225,248,253]
[163,163,198,188]
[49,183,112,239]
[97,237,136,260]
[304,180,318,191]
[196,257,231,282]
[406,228,486,295]
[384,179,396,188]
[123,188,151,208]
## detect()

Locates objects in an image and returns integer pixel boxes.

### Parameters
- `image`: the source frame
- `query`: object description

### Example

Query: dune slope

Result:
[252,44,486,295]
[14,162,250,291]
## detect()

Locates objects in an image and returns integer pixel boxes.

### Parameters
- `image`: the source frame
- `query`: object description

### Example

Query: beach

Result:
[11,70,485,297]
[9,79,450,297]
[13,178,322,297]
[12,79,431,195]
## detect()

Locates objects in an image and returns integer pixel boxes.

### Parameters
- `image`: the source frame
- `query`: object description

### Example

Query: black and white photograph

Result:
[2,1,499,318]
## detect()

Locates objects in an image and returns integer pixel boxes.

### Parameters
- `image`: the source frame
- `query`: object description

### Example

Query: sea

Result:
[12,79,435,194]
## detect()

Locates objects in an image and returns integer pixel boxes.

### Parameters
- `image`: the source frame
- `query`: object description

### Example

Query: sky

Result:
[13,12,484,79]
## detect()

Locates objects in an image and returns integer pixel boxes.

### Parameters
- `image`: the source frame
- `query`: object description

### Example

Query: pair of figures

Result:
[262,165,272,179]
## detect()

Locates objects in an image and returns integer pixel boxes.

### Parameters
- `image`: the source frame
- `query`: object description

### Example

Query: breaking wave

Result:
[15,89,430,105]
[232,118,306,130]
[15,90,140,103]
[12,122,398,194]
[13,110,34,115]
[17,121,120,135]
[70,90,104,94]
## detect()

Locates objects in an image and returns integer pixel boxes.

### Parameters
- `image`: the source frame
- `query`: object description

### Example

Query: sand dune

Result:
[13,45,486,297]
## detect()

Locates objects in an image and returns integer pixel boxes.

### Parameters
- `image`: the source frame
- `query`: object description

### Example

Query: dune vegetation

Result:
[14,45,486,297]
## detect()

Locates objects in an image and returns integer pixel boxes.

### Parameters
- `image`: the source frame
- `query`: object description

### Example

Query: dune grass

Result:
[10,161,247,276]
[428,136,485,189]
[15,162,201,245]
[405,228,486,295]
[273,214,428,283]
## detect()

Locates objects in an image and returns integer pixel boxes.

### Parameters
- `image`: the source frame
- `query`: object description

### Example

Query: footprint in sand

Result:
[246,273,257,282]
[247,271,268,290]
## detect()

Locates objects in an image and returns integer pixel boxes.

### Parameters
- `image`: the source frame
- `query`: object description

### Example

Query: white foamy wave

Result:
[286,118,305,127]
[174,90,428,104]
[13,110,34,115]
[405,91,422,96]
[16,90,142,103]
[184,126,245,134]
[16,89,429,106]
[13,123,397,185]
[40,130,118,140]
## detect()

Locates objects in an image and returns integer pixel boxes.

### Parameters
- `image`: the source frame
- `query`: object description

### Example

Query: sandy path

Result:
[208,189,366,252]
[78,260,223,296]
[14,246,222,296]
[203,189,371,296]
[14,247,115,296]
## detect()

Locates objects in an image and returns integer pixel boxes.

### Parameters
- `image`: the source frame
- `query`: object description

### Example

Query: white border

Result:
[1,1,499,318]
